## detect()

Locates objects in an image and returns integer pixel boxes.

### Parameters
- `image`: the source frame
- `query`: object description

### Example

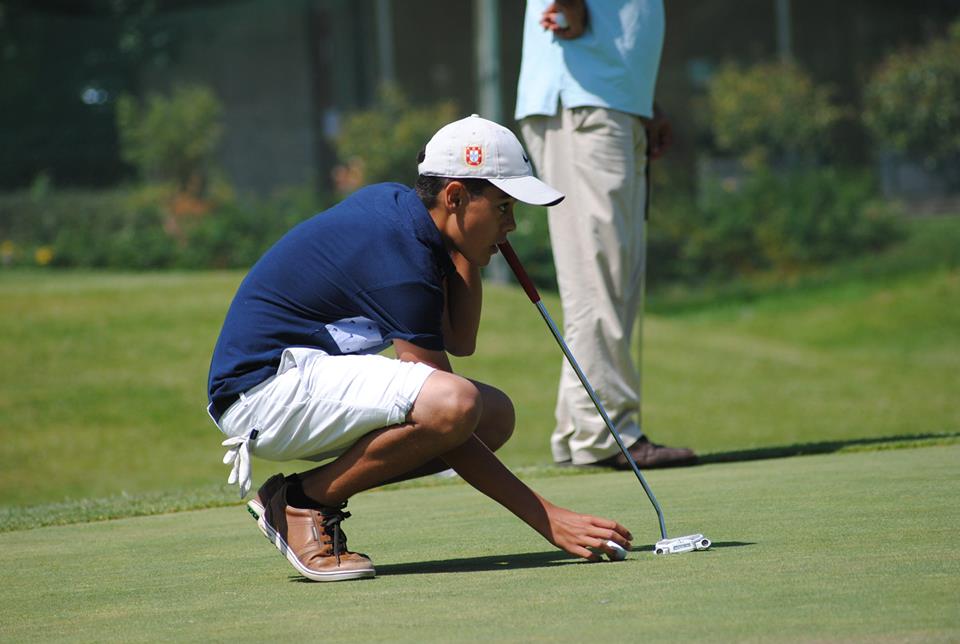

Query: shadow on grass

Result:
[698,432,960,465]
[286,551,574,581]
[288,541,758,580]
[375,550,577,576]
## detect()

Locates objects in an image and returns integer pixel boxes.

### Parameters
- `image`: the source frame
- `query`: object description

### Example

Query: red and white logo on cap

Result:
[464,145,484,167]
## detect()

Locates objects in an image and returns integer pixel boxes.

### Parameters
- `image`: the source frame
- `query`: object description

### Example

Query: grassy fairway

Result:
[2,266,958,514]
[1,446,957,642]
[641,269,960,452]
[0,271,242,506]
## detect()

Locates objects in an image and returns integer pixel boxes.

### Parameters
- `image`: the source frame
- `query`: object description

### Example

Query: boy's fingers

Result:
[609,520,633,541]
[578,524,632,552]
[581,536,629,561]
[570,544,600,561]
[590,517,633,541]
[601,528,631,549]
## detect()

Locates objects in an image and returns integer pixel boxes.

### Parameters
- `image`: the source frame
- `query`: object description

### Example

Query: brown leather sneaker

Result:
[259,481,375,582]
[246,473,286,521]
[594,436,697,470]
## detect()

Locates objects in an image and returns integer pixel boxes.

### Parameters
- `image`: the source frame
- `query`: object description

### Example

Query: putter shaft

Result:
[533,300,667,540]
[497,241,668,541]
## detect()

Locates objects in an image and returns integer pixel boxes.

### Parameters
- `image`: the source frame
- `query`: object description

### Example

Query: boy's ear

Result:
[443,181,467,211]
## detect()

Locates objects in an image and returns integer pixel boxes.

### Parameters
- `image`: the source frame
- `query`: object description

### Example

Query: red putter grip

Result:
[497,241,541,303]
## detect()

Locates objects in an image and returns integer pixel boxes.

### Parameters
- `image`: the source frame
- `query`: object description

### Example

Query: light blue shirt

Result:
[515,0,665,120]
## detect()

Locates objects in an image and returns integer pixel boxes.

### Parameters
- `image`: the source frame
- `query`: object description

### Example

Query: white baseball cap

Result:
[418,114,564,206]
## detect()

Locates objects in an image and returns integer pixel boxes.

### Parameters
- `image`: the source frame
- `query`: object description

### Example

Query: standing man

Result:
[516,0,696,469]
[208,115,633,582]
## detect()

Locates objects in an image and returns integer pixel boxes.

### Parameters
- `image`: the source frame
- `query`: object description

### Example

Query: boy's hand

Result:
[439,436,633,562]
[544,503,633,561]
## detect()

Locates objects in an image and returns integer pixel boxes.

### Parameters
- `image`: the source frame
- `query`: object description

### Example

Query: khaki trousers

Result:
[520,107,647,464]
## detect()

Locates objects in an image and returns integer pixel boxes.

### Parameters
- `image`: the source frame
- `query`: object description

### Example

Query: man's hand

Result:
[542,502,633,561]
[540,0,587,40]
[645,104,674,161]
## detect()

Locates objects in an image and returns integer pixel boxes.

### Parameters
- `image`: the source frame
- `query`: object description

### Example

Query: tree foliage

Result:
[863,21,960,175]
[333,86,457,193]
[116,84,223,194]
[707,61,844,169]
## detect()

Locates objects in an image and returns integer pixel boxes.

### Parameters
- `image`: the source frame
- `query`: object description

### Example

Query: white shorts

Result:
[218,347,435,463]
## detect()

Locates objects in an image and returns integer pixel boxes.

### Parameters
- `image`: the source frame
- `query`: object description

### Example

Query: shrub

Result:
[863,21,960,178]
[0,188,177,269]
[333,86,457,193]
[707,62,844,169]
[179,187,329,269]
[116,85,224,195]
[666,168,905,279]
[0,186,332,270]
[481,169,903,292]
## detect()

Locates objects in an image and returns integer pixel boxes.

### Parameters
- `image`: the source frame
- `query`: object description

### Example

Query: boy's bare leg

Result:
[295,371,631,560]
[377,380,515,485]
[298,371,484,505]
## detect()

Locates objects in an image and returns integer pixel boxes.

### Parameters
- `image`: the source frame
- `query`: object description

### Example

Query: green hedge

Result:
[498,168,905,291]
[116,85,224,191]
[0,169,904,289]
[706,61,844,169]
[864,20,960,177]
[333,87,458,193]
[0,187,331,270]
[649,168,904,283]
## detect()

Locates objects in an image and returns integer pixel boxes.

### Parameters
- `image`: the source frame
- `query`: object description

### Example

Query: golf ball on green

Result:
[606,540,628,561]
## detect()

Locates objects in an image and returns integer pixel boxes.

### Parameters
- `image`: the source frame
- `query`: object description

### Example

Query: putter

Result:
[497,240,709,556]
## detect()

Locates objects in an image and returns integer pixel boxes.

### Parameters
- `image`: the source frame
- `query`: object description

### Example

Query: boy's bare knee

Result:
[448,380,483,439]
[480,385,515,449]
[411,373,482,447]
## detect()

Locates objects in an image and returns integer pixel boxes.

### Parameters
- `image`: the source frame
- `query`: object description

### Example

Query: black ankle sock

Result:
[284,476,325,510]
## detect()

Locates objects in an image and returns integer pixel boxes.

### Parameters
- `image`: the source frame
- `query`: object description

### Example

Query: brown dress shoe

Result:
[259,479,375,582]
[594,436,697,470]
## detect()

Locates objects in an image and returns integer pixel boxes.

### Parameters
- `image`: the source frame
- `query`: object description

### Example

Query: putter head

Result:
[654,534,711,555]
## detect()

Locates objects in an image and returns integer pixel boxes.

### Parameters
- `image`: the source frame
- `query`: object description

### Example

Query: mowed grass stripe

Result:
[1,446,957,642]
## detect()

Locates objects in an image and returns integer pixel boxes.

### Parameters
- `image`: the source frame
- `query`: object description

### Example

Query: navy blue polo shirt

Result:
[207,183,455,420]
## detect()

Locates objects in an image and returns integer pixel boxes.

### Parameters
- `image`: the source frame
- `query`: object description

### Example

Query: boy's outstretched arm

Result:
[394,340,632,560]
[443,433,633,560]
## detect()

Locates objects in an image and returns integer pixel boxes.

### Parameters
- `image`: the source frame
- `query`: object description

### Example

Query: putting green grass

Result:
[1,446,957,642]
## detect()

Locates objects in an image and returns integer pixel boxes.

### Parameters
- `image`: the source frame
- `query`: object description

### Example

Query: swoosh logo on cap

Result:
[522,154,529,163]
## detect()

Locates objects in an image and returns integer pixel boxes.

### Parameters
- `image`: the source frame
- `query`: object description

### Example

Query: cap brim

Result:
[490,175,564,207]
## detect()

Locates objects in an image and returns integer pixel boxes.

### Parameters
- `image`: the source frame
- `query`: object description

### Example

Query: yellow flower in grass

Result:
[1,240,15,265]
[34,246,54,266]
